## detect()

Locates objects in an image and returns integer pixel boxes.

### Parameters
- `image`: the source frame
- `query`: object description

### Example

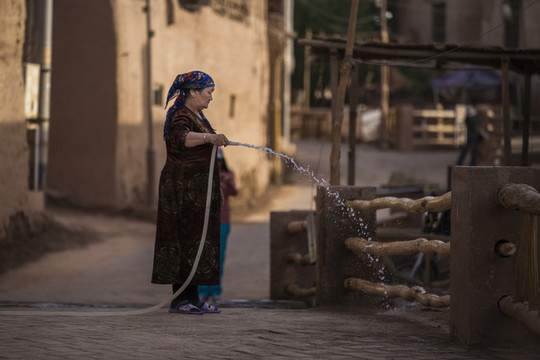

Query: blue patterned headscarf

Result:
[163,71,215,140]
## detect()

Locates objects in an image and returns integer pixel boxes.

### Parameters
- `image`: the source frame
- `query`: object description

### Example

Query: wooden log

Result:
[499,296,540,338]
[343,277,450,308]
[345,237,450,256]
[285,252,312,266]
[498,183,540,215]
[377,227,451,243]
[347,191,451,213]
[287,220,307,234]
[285,284,316,298]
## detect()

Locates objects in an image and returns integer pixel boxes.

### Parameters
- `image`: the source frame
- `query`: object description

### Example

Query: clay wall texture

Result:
[0,0,29,238]
[47,0,271,211]
[48,0,118,208]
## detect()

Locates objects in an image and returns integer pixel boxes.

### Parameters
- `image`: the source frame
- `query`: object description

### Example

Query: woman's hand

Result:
[185,132,229,147]
[205,133,229,147]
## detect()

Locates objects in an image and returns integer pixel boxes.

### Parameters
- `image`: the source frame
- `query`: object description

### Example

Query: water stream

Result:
[228,141,371,240]
[228,142,387,282]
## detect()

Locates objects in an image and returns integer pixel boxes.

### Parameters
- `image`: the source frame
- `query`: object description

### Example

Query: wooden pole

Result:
[303,28,312,110]
[348,64,359,185]
[330,0,359,185]
[522,73,531,166]
[330,48,339,125]
[501,59,512,166]
[380,0,390,145]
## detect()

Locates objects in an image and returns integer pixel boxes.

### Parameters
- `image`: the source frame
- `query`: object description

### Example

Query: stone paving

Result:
[1,303,538,359]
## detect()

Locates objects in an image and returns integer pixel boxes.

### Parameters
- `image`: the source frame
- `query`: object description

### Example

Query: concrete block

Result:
[450,166,540,346]
[270,211,316,303]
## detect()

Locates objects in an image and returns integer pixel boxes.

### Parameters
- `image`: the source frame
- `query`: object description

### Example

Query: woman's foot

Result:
[169,302,204,315]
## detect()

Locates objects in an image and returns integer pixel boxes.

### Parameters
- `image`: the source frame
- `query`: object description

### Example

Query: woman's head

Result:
[165,71,215,110]
[163,71,215,139]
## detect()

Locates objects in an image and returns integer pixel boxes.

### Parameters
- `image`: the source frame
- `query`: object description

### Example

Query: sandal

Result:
[169,303,204,315]
[199,302,221,313]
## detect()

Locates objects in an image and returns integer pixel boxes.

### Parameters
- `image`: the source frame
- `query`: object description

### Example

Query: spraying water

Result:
[228,141,369,237]
[228,141,385,280]
[228,141,329,188]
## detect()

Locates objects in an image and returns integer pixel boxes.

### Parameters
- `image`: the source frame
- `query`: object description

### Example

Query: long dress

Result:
[151,107,221,285]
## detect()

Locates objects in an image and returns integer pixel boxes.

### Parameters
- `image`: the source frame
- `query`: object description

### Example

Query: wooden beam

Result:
[296,39,540,74]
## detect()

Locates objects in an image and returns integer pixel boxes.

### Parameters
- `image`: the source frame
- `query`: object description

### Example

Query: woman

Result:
[199,148,238,301]
[152,71,229,314]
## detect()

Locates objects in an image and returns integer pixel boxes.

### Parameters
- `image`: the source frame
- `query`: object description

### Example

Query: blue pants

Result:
[199,223,230,298]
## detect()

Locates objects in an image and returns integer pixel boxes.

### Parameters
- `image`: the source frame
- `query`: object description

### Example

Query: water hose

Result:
[1,145,219,316]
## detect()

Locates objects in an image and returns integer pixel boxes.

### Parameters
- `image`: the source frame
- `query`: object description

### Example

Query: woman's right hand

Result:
[205,133,229,147]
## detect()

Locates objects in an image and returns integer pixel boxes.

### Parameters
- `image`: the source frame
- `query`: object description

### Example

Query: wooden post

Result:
[394,105,413,151]
[270,211,316,304]
[303,29,312,110]
[330,48,338,126]
[501,59,512,166]
[380,0,390,145]
[522,73,531,166]
[316,186,377,307]
[348,64,359,185]
[330,0,359,185]
[450,167,540,346]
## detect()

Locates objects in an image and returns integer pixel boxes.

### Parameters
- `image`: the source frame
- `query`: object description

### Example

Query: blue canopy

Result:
[430,68,521,104]
[431,69,518,89]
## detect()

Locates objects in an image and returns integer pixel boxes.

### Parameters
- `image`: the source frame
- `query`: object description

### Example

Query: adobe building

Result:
[47,0,280,211]
[0,1,29,239]
[1,0,292,239]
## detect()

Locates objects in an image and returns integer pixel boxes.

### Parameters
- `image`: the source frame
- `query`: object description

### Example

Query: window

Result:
[229,94,236,117]
[178,0,211,12]
[153,85,164,106]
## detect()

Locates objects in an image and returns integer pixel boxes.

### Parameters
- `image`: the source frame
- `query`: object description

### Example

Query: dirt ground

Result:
[0,139,458,306]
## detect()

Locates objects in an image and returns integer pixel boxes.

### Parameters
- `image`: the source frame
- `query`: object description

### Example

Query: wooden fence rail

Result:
[345,237,450,256]
[347,192,451,213]
[498,183,540,215]
[344,277,450,308]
